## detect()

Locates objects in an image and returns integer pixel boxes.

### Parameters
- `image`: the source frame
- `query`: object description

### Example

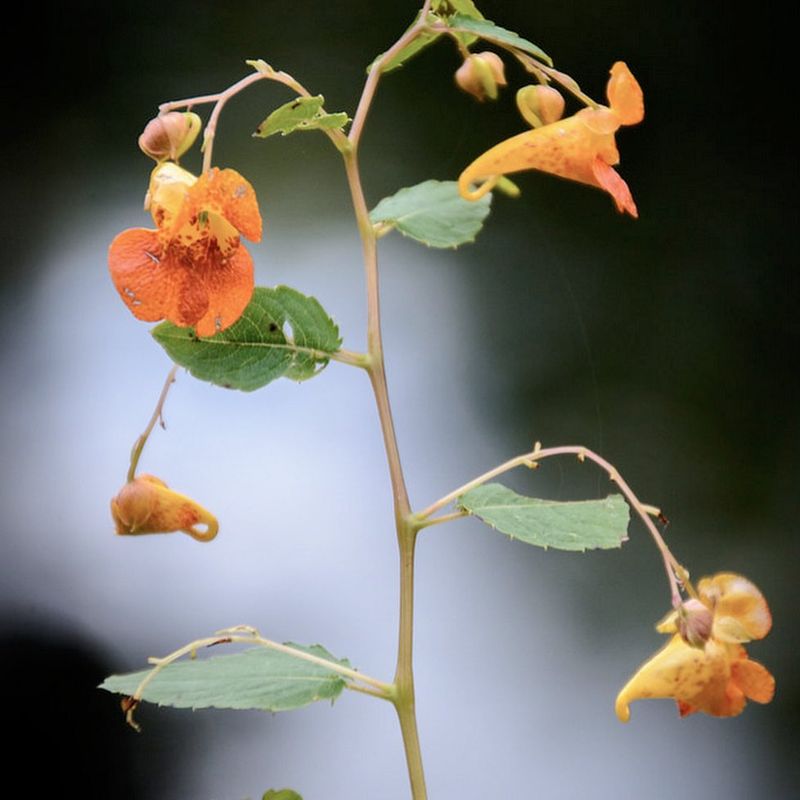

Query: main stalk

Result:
[344,150,427,799]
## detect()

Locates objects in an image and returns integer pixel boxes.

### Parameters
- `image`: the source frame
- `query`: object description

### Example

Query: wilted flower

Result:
[111,474,218,542]
[616,573,774,721]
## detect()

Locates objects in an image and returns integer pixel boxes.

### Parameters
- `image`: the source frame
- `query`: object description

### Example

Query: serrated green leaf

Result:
[254,95,349,138]
[369,180,491,248]
[458,484,630,551]
[100,644,350,713]
[152,286,342,392]
[447,15,552,65]
[263,791,303,800]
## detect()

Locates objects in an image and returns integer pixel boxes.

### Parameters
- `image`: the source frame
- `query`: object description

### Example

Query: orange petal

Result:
[111,474,218,542]
[677,700,696,717]
[575,106,620,135]
[108,228,182,323]
[193,168,262,242]
[186,244,255,337]
[607,62,644,126]
[677,641,746,718]
[591,157,638,217]
[699,573,772,642]
[731,657,775,704]
[459,115,616,200]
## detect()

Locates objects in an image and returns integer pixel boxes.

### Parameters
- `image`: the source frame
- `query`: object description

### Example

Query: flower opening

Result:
[108,163,262,336]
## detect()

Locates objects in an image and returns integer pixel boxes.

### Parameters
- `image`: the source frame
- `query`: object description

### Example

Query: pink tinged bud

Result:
[516,85,566,128]
[676,599,714,647]
[455,51,507,102]
[138,111,202,162]
[111,474,218,542]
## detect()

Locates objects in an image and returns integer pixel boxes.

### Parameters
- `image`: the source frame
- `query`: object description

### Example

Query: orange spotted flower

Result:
[109,162,262,337]
[111,474,218,542]
[459,62,644,216]
[616,573,775,721]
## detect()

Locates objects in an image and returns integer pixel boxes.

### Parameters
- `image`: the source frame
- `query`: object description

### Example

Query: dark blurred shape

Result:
[0,617,177,798]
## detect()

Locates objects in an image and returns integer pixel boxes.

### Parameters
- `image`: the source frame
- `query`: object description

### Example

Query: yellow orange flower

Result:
[111,474,218,542]
[108,163,262,337]
[616,573,774,721]
[458,62,644,216]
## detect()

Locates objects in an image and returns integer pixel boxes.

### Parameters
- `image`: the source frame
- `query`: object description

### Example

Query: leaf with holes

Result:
[457,484,630,551]
[152,286,342,391]
[100,644,351,713]
[434,0,483,17]
[254,95,349,138]
[434,0,484,48]
[370,180,492,248]
[447,15,552,64]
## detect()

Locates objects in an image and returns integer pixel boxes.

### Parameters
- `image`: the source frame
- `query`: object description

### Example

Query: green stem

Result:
[394,519,425,797]
[161,67,348,174]
[127,364,179,482]
[339,7,435,795]
[343,146,427,798]
[417,443,687,607]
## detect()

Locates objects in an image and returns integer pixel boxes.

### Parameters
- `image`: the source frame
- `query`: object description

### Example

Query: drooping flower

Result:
[111,474,218,542]
[458,62,644,216]
[616,573,774,721]
[109,162,262,337]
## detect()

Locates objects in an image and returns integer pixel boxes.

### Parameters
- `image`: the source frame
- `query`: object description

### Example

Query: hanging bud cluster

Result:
[516,85,565,128]
[138,111,202,162]
[111,474,219,542]
[455,52,507,101]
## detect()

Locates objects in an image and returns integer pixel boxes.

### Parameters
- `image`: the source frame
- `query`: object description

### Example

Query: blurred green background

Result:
[2,2,796,798]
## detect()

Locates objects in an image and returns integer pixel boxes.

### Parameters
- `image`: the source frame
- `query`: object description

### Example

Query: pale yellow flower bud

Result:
[516,85,565,128]
[455,52,507,102]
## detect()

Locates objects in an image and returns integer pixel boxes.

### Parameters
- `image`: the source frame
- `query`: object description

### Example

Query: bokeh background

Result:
[3,2,797,798]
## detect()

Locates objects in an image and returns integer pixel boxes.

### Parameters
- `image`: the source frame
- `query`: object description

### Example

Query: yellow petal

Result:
[148,162,197,230]
[699,573,772,642]
[655,609,678,634]
[615,634,728,722]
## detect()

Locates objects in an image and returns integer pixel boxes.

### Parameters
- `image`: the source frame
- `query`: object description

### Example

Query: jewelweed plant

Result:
[101,3,775,798]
